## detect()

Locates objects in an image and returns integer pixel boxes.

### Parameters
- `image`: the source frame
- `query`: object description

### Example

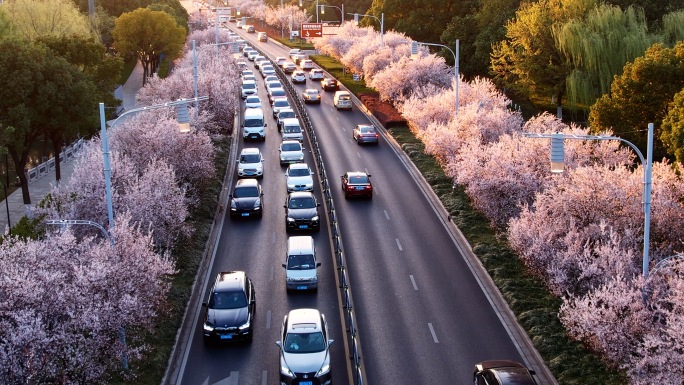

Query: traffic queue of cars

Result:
[203,39,336,385]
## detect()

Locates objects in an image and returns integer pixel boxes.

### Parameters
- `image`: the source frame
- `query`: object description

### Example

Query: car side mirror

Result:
[316,262,321,267]
[328,339,334,346]
[283,204,287,208]
[282,263,286,268]
[367,174,372,177]
[264,123,267,127]
[202,302,208,307]
[316,203,321,207]
[229,194,233,199]
[275,341,282,348]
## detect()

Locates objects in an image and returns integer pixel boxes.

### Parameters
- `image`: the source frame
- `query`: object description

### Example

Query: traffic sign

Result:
[301,23,323,38]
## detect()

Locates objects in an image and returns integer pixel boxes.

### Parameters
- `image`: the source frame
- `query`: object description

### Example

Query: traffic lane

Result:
[305,97,527,379]
[179,103,347,385]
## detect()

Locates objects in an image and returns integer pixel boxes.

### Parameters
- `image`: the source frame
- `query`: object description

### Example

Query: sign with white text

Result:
[300,23,323,38]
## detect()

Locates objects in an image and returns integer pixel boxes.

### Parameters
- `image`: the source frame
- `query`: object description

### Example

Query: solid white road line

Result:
[266,310,272,330]
[262,370,268,385]
[410,275,418,291]
[395,238,403,251]
[428,323,439,343]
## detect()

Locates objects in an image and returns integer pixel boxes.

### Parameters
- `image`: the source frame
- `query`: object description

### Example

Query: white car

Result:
[266,80,283,94]
[300,59,314,70]
[271,97,291,118]
[291,70,306,84]
[309,69,324,80]
[254,56,267,69]
[275,56,287,67]
[264,75,279,84]
[241,74,256,83]
[241,80,257,98]
[279,140,305,165]
[261,65,276,77]
[282,61,297,73]
[247,51,259,61]
[244,95,261,109]
[237,147,264,178]
[277,108,297,131]
[276,309,333,384]
[285,163,314,192]
[288,48,302,60]
[241,69,254,78]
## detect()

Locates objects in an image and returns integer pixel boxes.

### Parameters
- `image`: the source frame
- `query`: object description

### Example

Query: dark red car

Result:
[321,77,339,91]
[341,171,373,199]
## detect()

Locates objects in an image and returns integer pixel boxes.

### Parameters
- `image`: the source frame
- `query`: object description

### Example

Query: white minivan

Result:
[242,108,266,141]
[333,90,352,110]
[281,118,304,141]
[282,236,319,292]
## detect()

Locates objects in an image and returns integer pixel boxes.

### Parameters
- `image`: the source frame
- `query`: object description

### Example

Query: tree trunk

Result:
[8,148,30,205]
[50,134,64,183]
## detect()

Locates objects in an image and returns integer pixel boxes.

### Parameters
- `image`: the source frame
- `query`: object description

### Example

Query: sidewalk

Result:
[0,61,145,233]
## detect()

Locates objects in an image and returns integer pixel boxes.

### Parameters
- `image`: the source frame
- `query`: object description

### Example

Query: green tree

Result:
[0,38,98,204]
[553,4,655,108]
[490,0,596,117]
[0,7,16,39]
[367,0,458,44]
[36,34,122,180]
[589,42,684,160]
[661,10,684,47]
[148,0,190,27]
[442,0,519,78]
[661,89,684,162]
[113,8,186,86]
[3,0,94,40]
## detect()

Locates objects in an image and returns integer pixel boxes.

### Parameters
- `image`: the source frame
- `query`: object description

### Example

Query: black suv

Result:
[473,360,538,385]
[284,191,320,232]
[321,78,338,91]
[202,271,256,344]
[229,179,264,219]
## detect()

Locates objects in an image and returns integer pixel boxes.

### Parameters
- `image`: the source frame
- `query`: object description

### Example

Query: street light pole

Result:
[411,40,459,114]
[319,4,344,24]
[350,12,384,45]
[522,122,654,278]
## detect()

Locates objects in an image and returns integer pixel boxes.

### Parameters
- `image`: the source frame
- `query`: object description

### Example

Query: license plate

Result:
[300,382,312,385]
[297,286,308,290]
[241,213,250,216]
[299,225,308,229]
[250,134,259,139]
[355,186,364,190]
[220,334,233,340]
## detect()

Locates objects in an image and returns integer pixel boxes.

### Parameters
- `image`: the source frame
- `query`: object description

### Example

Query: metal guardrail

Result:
[26,138,85,184]
[250,43,365,385]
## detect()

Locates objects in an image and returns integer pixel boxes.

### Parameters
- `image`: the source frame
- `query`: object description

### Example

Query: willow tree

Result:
[661,89,684,163]
[553,4,655,108]
[661,10,684,47]
[2,0,93,40]
[490,0,596,118]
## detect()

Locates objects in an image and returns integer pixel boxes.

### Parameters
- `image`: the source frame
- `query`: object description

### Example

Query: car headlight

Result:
[280,363,295,378]
[312,216,319,222]
[231,200,237,209]
[238,321,250,330]
[287,217,295,222]
[253,200,261,209]
[316,362,330,376]
[203,323,215,332]
[286,276,295,282]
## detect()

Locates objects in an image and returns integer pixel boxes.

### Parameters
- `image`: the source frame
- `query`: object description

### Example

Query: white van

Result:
[281,118,304,141]
[282,236,319,292]
[242,108,266,141]
[258,32,268,42]
[333,90,352,110]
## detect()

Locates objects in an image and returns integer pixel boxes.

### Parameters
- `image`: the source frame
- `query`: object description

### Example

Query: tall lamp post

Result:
[411,40,459,115]
[522,123,654,278]
[349,12,384,45]
[319,4,344,24]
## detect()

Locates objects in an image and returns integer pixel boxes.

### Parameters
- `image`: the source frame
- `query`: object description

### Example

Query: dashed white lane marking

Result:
[266,310,272,329]
[396,238,403,251]
[428,323,439,343]
[410,275,418,291]
[384,210,390,220]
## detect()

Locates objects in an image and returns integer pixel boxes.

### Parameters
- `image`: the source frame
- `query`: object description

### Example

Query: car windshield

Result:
[282,143,301,151]
[306,90,318,96]
[233,186,259,198]
[244,118,263,127]
[240,154,260,163]
[274,100,290,108]
[246,97,259,103]
[280,111,296,120]
[284,126,301,133]
[349,175,368,184]
[242,83,256,90]
[263,66,274,71]
[210,291,247,309]
[272,90,286,97]
[288,196,315,209]
[283,331,326,353]
[268,82,281,88]
[289,167,309,177]
[287,254,315,270]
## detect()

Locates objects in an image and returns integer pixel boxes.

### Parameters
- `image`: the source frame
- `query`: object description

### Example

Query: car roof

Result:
[282,140,301,145]
[236,178,259,187]
[214,271,247,292]
[240,147,261,155]
[346,171,368,177]
[281,118,299,125]
[286,308,322,331]
[289,191,314,199]
[289,163,309,169]
[242,79,256,85]
[279,108,295,114]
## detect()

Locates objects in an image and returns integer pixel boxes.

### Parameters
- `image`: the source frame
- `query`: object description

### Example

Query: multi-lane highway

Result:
[168,24,554,385]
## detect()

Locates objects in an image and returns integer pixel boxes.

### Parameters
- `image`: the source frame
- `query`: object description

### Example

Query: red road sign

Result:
[301,23,323,38]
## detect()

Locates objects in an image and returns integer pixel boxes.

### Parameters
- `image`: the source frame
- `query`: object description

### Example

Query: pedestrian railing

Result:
[26,138,84,184]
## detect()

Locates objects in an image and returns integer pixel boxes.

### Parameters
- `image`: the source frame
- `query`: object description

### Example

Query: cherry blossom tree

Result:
[314,22,373,59]
[0,215,175,383]
[369,54,452,102]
